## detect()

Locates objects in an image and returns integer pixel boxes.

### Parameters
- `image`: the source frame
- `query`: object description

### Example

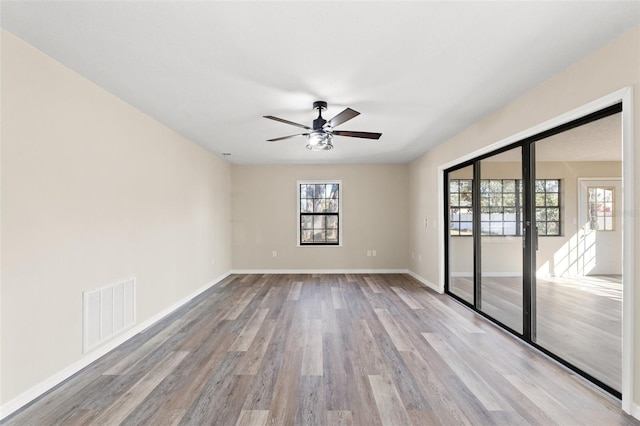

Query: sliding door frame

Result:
[440,88,634,410]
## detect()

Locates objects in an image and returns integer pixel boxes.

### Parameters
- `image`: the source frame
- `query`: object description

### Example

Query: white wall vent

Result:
[83,277,136,353]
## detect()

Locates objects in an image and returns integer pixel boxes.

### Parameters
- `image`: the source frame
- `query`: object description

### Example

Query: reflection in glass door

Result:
[533,112,622,393]
[478,147,523,334]
[447,165,474,304]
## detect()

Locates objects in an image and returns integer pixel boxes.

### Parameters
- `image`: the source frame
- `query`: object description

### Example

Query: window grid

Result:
[299,183,340,245]
[449,179,473,236]
[449,178,561,237]
[587,186,614,231]
[535,179,561,236]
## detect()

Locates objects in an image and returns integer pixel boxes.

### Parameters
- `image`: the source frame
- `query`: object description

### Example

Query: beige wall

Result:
[1,31,232,404]
[409,26,639,405]
[232,164,409,271]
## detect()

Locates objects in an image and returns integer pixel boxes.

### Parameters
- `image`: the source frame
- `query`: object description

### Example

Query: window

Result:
[298,181,341,245]
[449,178,561,236]
[587,186,614,231]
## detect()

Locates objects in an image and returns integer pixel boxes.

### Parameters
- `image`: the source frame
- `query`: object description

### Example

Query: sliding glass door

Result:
[444,105,623,396]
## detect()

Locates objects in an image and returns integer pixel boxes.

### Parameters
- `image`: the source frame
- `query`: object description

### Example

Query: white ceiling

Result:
[2,1,638,165]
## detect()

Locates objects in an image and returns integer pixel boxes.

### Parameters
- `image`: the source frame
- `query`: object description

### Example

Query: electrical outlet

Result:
[372,250,376,257]
[272,250,277,257]
[424,218,429,228]
[367,250,371,257]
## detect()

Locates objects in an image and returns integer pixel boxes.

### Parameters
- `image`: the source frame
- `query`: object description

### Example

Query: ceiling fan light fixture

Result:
[306,131,333,151]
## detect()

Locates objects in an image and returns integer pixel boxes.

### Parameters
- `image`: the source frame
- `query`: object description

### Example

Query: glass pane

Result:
[313,215,325,229]
[480,147,523,334]
[301,199,313,213]
[546,222,559,235]
[503,180,516,192]
[313,230,326,242]
[447,165,474,304]
[328,199,338,213]
[534,112,622,393]
[301,230,313,243]
[326,230,338,242]
[301,216,313,229]
[460,221,473,235]
[545,193,559,206]
[327,215,338,229]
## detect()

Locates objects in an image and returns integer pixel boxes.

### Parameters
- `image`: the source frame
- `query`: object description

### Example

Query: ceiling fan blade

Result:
[263,115,311,130]
[267,133,308,142]
[327,108,360,128]
[332,130,382,140]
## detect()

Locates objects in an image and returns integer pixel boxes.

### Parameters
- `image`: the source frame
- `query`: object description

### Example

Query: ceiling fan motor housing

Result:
[312,101,328,130]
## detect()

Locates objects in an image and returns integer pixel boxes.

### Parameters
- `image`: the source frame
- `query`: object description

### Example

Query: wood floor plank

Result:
[368,375,412,426]
[504,374,576,425]
[236,410,269,426]
[5,274,636,426]
[364,276,383,294]
[225,291,257,320]
[103,319,186,376]
[374,308,416,352]
[90,350,189,426]
[349,319,386,376]
[301,319,323,376]
[422,332,507,412]
[331,286,347,309]
[326,410,354,426]
[390,286,423,309]
[229,308,270,351]
[234,319,276,375]
[287,281,302,301]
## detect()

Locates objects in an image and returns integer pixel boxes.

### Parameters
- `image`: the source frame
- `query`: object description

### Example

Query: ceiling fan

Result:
[263,101,382,151]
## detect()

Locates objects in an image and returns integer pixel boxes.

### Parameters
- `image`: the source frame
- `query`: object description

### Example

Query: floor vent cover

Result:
[83,277,136,353]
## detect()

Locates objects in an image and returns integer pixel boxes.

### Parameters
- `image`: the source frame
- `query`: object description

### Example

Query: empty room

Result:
[2,1,640,425]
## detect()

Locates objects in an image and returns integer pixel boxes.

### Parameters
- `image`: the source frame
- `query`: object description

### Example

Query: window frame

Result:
[297,180,343,247]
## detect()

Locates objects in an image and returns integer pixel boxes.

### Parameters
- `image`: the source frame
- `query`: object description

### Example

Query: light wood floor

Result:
[450,274,622,391]
[4,274,636,426]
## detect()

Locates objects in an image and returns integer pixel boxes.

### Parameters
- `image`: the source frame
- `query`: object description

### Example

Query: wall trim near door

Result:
[437,86,635,416]
[0,272,233,421]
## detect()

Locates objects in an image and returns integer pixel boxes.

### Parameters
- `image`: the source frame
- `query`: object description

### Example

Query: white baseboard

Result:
[0,271,231,421]
[630,401,640,420]
[451,272,523,278]
[407,270,442,293]
[230,269,409,275]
